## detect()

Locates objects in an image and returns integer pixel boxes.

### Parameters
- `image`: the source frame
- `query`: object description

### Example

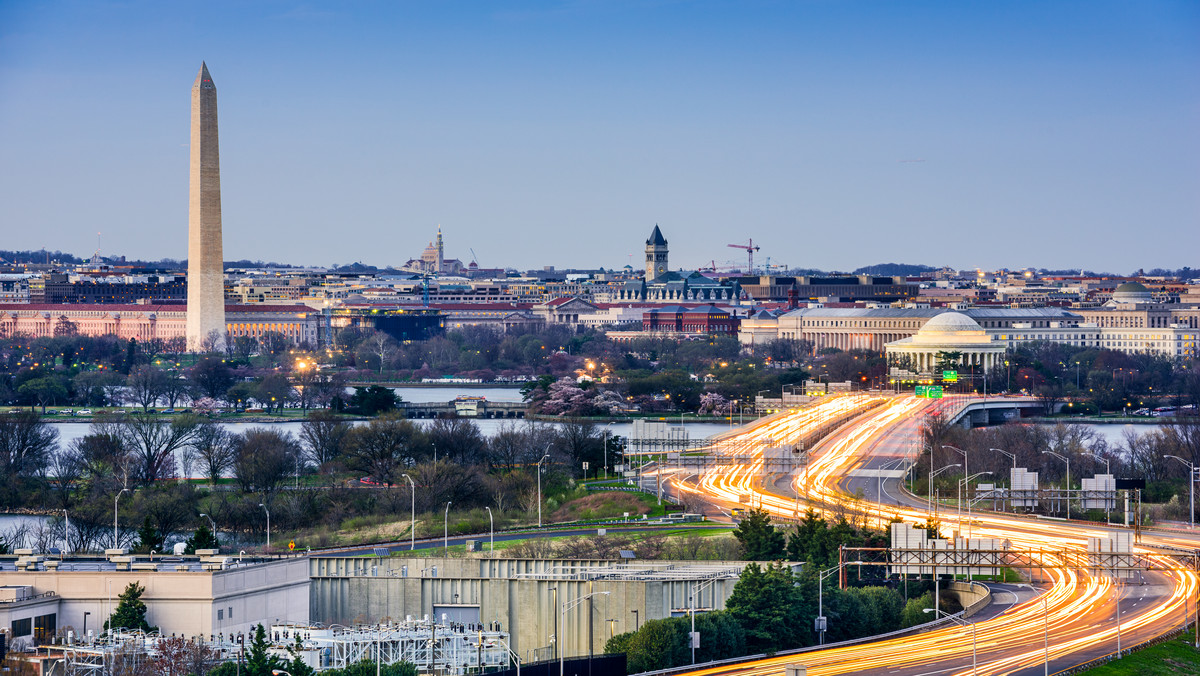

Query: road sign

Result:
[943,370,958,382]
[288,540,296,551]
[582,462,589,470]
[814,616,827,632]
[927,386,944,398]
[915,385,927,397]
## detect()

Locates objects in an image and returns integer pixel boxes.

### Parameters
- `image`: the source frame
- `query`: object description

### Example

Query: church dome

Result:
[919,312,983,334]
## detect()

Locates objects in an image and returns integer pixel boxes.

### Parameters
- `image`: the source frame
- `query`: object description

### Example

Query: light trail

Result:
[664,395,1200,676]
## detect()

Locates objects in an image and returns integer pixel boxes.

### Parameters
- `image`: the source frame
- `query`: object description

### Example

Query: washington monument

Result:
[186,62,226,351]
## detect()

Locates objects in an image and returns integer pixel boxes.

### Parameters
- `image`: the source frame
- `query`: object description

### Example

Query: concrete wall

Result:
[310,557,744,662]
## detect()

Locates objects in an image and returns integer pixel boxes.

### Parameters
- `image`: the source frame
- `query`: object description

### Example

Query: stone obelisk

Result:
[186,62,226,351]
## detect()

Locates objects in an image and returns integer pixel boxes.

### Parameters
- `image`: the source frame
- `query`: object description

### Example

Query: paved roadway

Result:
[660,394,1200,676]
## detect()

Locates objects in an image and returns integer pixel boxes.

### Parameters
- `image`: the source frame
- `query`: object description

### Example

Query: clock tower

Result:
[645,225,668,280]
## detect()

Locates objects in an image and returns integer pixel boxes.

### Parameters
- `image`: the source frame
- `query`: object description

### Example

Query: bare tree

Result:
[111,413,200,485]
[366,331,399,374]
[299,411,351,468]
[231,428,300,498]
[127,365,169,411]
[189,421,237,485]
[0,412,58,481]
[342,416,421,486]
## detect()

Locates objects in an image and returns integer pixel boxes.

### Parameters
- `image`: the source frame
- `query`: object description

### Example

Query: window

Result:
[11,617,31,637]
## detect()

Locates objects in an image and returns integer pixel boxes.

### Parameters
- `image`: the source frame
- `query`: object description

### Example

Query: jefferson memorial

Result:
[884,311,1006,373]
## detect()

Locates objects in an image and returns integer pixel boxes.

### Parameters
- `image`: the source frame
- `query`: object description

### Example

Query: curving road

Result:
[661,394,1200,676]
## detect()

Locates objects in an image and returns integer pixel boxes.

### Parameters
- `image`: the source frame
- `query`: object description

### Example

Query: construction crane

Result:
[727,239,760,274]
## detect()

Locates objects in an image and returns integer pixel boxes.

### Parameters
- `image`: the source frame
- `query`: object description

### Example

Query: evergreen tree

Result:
[724,563,804,653]
[244,623,284,676]
[133,516,164,554]
[185,524,220,554]
[286,635,315,676]
[105,582,155,633]
[732,508,786,560]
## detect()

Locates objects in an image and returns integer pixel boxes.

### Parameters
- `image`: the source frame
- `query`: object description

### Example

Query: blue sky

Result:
[1,1,1196,273]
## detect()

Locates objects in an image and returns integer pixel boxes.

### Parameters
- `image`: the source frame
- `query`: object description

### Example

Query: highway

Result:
[662,394,1200,676]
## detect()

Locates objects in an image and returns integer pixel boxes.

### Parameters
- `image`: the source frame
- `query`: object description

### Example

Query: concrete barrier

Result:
[942,580,991,618]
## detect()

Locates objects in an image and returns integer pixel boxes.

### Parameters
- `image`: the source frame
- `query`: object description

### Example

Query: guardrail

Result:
[633,611,970,676]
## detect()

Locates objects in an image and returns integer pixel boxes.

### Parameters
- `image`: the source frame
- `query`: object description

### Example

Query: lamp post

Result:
[443,501,452,552]
[560,591,611,676]
[113,488,130,548]
[1019,584,1050,675]
[877,457,906,526]
[987,448,1017,511]
[62,509,69,555]
[199,512,217,533]
[485,506,494,556]
[259,503,271,549]
[1043,451,1071,519]
[537,453,550,528]
[928,464,961,518]
[816,561,864,645]
[603,422,615,479]
[1165,455,1196,529]
[402,473,416,549]
[1084,452,1113,523]
[922,609,976,675]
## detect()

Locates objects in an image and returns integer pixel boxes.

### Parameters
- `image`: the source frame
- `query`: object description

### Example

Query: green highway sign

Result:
[915,385,944,399]
[943,370,958,382]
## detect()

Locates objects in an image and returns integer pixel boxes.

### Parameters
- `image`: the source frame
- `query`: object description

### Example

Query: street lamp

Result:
[443,501,452,552]
[113,488,130,548]
[198,512,217,532]
[485,506,494,556]
[402,473,416,550]
[259,503,271,549]
[928,464,962,518]
[922,609,976,675]
[1019,583,1051,675]
[537,453,551,528]
[603,422,615,479]
[987,448,1017,512]
[816,561,864,645]
[1165,455,1196,529]
[957,471,992,540]
[1043,451,1071,519]
[560,591,611,676]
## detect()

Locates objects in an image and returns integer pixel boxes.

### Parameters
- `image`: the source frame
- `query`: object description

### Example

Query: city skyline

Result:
[1,1,1197,272]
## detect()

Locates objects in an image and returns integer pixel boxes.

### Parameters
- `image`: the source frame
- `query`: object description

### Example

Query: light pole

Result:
[560,591,611,676]
[199,512,217,533]
[987,448,1017,511]
[485,506,494,556]
[1019,583,1050,675]
[816,561,863,645]
[1084,452,1112,522]
[877,457,906,526]
[928,464,962,519]
[402,473,416,549]
[1165,455,1196,529]
[259,503,271,549]
[922,609,976,675]
[957,471,992,540]
[113,488,130,548]
[603,422,615,479]
[1043,451,1070,519]
[443,501,452,552]
[537,453,550,528]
